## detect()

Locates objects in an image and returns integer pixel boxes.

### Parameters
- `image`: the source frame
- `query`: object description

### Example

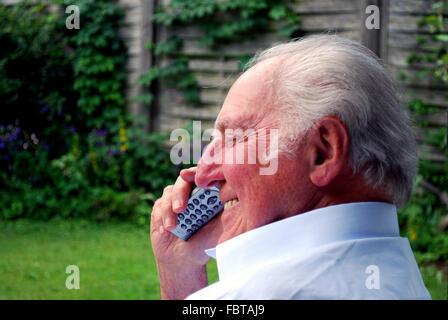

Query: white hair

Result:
[247,35,418,208]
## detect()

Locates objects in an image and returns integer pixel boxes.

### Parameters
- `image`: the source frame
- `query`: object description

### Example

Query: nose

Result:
[195,138,225,188]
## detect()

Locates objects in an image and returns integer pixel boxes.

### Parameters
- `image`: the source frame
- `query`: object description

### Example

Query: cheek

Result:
[222,163,267,210]
[235,168,282,206]
[222,163,258,189]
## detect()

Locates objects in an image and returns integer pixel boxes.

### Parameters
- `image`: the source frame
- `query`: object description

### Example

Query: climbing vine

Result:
[136,0,301,106]
[400,0,448,262]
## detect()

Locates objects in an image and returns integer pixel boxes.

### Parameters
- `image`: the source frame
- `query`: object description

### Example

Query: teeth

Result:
[224,199,239,209]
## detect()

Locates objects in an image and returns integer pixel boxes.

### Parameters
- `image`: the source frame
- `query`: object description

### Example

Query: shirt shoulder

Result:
[187,237,431,300]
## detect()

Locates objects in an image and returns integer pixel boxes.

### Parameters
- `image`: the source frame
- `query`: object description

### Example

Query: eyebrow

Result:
[215,117,251,132]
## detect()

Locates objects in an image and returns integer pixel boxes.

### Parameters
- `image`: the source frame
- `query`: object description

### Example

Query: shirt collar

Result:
[206,202,399,281]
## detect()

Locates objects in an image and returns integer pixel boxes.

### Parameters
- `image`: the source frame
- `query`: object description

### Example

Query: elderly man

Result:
[150,35,431,299]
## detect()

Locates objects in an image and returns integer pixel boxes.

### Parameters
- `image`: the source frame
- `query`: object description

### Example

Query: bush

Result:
[0,0,179,224]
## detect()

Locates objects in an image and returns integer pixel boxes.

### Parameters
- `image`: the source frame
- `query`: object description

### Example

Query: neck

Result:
[301,174,393,215]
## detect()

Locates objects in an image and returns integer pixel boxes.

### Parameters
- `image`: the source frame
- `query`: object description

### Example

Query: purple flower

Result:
[9,128,20,141]
[0,125,4,130]
[57,109,62,116]
[64,125,77,134]
[3,154,8,160]
[95,141,105,147]
[0,142,4,149]
[93,129,108,137]
[7,125,12,131]
[42,143,49,150]
[106,149,118,158]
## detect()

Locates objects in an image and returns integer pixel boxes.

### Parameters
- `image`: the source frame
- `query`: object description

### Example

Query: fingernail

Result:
[165,216,173,228]
[159,226,165,234]
[173,200,182,211]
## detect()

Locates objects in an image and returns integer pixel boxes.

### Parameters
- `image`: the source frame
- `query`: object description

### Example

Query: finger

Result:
[160,185,177,232]
[171,172,196,213]
[180,166,197,182]
[150,198,163,235]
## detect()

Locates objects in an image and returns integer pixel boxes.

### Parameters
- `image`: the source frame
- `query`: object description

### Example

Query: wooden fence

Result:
[1,0,446,163]
[147,0,447,164]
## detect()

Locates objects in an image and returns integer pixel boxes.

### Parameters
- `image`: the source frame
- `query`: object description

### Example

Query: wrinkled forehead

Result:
[215,58,281,132]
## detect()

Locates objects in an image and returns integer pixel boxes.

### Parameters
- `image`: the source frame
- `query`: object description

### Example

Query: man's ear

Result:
[307,116,349,187]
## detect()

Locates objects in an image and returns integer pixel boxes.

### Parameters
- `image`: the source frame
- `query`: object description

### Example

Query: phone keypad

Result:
[170,186,223,241]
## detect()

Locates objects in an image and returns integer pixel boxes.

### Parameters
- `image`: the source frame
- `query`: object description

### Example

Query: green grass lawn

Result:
[0,219,445,299]
[0,219,217,300]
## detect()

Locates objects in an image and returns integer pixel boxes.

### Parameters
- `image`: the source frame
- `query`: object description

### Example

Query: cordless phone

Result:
[170,186,223,241]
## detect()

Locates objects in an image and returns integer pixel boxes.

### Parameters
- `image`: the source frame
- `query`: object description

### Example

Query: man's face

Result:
[195,59,313,244]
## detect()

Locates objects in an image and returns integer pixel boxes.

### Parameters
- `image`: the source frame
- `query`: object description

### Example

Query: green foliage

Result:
[57,0,127,130]
[136,0,301,107]
[399,186,448,262]
[0,0,179,224]
[0,2,77,159]
[413,1,448,82]
[1,116,178,224]
[400,0,448,262]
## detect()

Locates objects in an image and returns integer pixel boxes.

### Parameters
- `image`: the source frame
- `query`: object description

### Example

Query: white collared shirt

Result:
[186,202,431,300]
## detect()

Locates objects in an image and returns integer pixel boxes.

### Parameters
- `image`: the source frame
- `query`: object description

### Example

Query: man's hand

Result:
[150,167,223,299]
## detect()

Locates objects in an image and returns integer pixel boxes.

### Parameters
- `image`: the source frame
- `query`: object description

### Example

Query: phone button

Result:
[207,196,218,205]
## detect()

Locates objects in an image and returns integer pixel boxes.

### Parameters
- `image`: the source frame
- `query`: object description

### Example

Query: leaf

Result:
[268,5,287,20]
[133,93,154,106]
[434,34,448,42]
[136,67,160,86]
[153,37,182,56]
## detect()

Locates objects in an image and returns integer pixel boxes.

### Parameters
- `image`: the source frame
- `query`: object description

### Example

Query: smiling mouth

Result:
[224,198,239,210]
